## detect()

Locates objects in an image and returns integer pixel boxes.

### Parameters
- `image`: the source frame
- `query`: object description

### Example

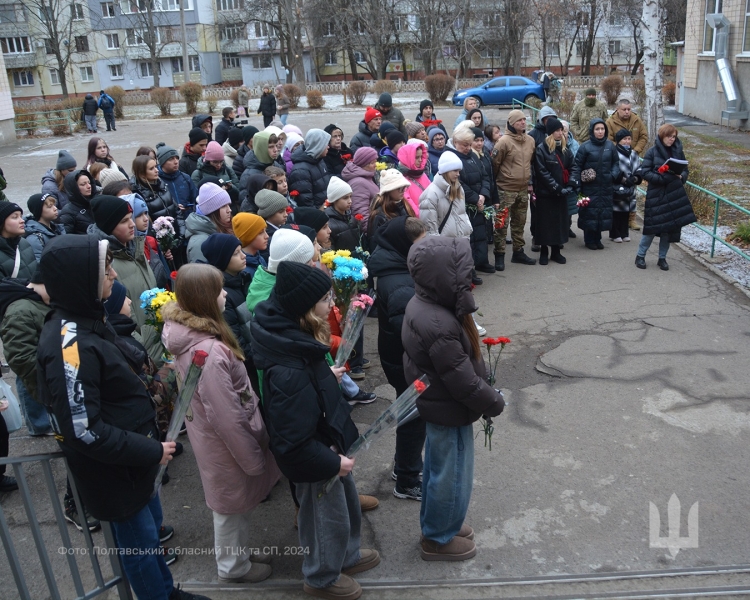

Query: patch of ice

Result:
[679,225,750,289]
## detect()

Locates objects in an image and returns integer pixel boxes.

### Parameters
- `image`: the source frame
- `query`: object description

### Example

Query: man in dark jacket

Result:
[257,86,276,128]
[288,129,332,208]
[368,216,427,501]
[191,114,213,140]
[528,106,558,147]
[179,128,209,176]
[214,107,237,146]
[157,142,198,221]
[81,94,99,133]
[97,90,116,131]
[36,236,207,600]
[374,93,406,135]
[349,107,382,152]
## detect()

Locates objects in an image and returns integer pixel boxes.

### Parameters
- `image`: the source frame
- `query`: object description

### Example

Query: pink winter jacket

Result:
[397,144,430,218]
[161,303,281,515]
[341,161,379,232]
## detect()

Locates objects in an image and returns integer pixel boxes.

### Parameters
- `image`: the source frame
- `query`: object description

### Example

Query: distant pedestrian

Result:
[81,94,99,133]
[97,90,116,131]
[258,85,277,128]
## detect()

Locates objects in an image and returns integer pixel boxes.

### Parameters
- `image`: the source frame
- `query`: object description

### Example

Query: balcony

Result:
[3,53,38,69]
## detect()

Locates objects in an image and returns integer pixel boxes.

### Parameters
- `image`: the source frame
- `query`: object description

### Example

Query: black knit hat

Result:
[378,93,393,108]
[420,99,434,113]
[293,207,329,233]
[27,193,46,221]
[615,128,633,143]
[282,223,316,244]
[386,130,406,150]
[324,123,343,136]
[228,128,244,148]
[0,202,23,227]
[470,126,484,139]
[545,117,564,135]
[242,125,259,144]
[274,261,332,318]
[189,127,210,146]
[91,195,133,235]
[104,280,127,316]
[201,233,241,272]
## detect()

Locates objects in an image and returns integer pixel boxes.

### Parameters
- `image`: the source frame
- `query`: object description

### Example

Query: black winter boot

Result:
[511,249,536,265]
[494,253,505,271]
[539,246,549,265]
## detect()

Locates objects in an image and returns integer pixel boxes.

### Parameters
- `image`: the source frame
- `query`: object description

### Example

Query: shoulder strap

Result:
[11,246,21,278]
[438,201,453,234]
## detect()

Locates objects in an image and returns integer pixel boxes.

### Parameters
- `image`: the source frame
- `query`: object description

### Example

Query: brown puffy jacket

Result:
[606,111,649,154]
[402,237,504,427]
[491,125,536,192]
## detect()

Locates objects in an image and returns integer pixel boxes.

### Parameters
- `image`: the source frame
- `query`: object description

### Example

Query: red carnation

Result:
[170,270,178,280]
[192,350,208,367]
[657,164,670,174]
[413,379,427,393]
[496,337,511,345]
[482,338,501,346]
[286,206,294,214]
[342,153,352,161]
[290,190,300,197]
[354,214,364,221]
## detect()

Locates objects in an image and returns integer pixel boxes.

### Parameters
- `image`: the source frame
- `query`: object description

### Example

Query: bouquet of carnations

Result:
[576,195,591,208]
[153,216,177,251]
[321,375,430,496]
[479,336,511,450]
[494,206,509,230]
[580,168,597,183]
[140,288,176,335]
[334,293,375,369]
[320,250,368,316]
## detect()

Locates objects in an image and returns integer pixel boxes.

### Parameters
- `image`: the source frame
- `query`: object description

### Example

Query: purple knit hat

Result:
[352,146,378,167]
[196,182,231,216]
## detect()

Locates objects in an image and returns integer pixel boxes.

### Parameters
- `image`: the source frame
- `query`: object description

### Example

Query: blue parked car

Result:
[452,76,546,107]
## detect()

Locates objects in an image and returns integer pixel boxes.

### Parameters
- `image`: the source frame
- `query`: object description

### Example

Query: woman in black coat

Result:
[570,118,620,250]
[257,86,277,128]
[533,118,574,264]
[636,124,696,271]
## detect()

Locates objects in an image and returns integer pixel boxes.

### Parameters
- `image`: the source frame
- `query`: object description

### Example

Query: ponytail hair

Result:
[461,313,481,360]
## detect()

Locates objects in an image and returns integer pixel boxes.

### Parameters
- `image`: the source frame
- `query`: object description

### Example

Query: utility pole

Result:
[180,0,190,84]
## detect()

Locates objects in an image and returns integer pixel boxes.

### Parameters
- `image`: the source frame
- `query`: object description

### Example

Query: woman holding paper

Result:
[636,124,696,271]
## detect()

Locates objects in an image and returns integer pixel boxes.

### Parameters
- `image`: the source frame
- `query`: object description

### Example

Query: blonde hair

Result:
[545,133,568,153]
[300,308,331,346]
[452,122,475,143]
[88,162,107,181]
[54,170,66,192]
[441,173,464,203]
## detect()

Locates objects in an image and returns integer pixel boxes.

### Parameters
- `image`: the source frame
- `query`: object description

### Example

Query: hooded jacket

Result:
[570,119,620,232]
[368,217,416,395]
[246,266,275,315]
[222,140,238,170]
[41,169,70,210]
[158,165,198,217]
[0,279,50,399]
[288,143,331,209]
[179,143,202,176]
[191,156,240,191]
[251,295,359,483]
[529,106,558,147]
[640,136,696,236]
[162,302,280,514]
[341,161,379,231]
[491,122,536,192]
[239,131,278,192]
[214,118,236,147]
[419,173,473,239]
[402,237,504,426]
[36,235,163,521]
[130,176,185,236]
[0,235,37,280]
[324,206,361,253]
[232,143,250,180]
[323,142,353,177]
[59,170,97,234]
[220,270,253,358]
[24,217,66,262]
[427,143,445,178]
[397,144,431,217]
[82,94,99,116]
[283,133,304,174]
[349,120,376,152]
[184,212,217,263]
[612,144,642,212]
[239,174,275,213]
[191,114,213,140]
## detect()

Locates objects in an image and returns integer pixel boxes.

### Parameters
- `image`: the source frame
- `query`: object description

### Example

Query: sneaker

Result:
[474,320,486,336]
[511,250,536,265]
[393,483,422,501]
[358,494,379,512]
[64,497,101,532]
[163,546,178,566]
[361,358,371,369]
[635,255,647,269]
[420,536,476,561]
[169,584,212,600]
[348,367,365,381]
[218,562,272,583]
[159,525,174,543]
[623,237,631,242]
[303,573,361,600]
[391,470,422,482]
[348,390,376,405]
[613,237,623,243]
[342,549,381,576]
[0,475,18,492]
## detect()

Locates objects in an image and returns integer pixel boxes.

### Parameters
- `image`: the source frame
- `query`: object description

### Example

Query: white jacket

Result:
[419,174,473,239]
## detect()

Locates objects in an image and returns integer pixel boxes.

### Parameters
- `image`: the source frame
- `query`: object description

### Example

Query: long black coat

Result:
[534,141,574,246]
[570,119,620,232]
[641,136,696,236]
[288,148,331,209]
[258,92,276,118]
[453,147,490,249]
[323,143,353,177]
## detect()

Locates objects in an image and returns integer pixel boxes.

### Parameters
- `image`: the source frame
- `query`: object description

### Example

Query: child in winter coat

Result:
[251,261,380,598]
[323,177,361,254]
[85,137,127,177]
[378,131,406,170]
[397,143,431,217]
[186,182,234,263]
[40,150,77,209]
[0,202,37,280]
[124,194,172,290]
[192,141,241,211]
[162,263,280,584]
[179,128,210,176]
[232,212,268,279]
[610,128,643,243]
[254,189,289,250]
[419,153,473,239]
[24,193,66,261]
[59,170,98,235]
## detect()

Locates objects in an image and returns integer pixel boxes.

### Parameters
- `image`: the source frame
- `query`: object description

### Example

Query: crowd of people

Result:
[0,89,696,600]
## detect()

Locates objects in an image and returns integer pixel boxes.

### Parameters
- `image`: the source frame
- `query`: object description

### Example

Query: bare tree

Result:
[498,0,530,74]
[640,0,663,139]
[577,0,606,74]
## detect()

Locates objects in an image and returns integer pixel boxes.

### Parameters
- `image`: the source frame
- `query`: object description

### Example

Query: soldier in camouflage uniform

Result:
[570,88,609,143]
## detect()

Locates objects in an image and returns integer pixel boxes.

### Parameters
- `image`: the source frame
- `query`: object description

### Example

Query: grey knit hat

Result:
[56,150,77,171]
[255,189,289,219]
[155,142,179,166]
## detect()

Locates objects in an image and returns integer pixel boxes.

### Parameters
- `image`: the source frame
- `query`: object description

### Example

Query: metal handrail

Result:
[14,107,80,135]
[511,98,540,124]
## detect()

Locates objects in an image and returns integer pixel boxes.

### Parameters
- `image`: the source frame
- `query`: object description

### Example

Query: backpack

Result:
[100,96,112,110]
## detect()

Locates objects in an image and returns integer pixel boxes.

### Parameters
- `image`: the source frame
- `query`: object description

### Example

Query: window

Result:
[173,56,198,71]
[222,52,240,68]
[220,24,242,40]
[160,0,187,11]
[575,41,585,55]
[50,68,60,84]
[393,15,409,31]
[577,11,589,26]
[217,0,241,9]
[743,0,750,52]
[1,36,30,54]
[71,3,85,20]
[109,63,124,78]
[609,14,615,25]
[509,77,527,86]
[121,0,147,13]
[481,47,501,58]
[547,42,560,57]
[481,13,501,27]
[324,51,337,65]
[79,66,94,82]
[389,50,403,61]
[44,38,55,54]
[106,33,120,49]
[171,57,183,72]
[189,55,199,71]
[322,21,334,37]
[252,55,272,68]
[127,28,160,45]
[75,36,89,52]
[140,61,162,77]
[353,50,365,63]
[13,70,34,86]
[703,0,722,52]
[250,21,269,38]
[101,2,115,16]
[0,5,17,22]
[353,20,366,35]
[608,40,621,54]
[442,44,456,58]
[38,6,53,22]
[521,42,530,58]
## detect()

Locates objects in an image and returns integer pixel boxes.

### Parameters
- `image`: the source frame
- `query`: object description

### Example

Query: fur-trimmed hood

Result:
[161,302,220,357]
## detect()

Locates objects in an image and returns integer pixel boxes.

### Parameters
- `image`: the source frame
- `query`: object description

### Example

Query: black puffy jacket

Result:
[257,92,276,118]
[641,136,696,236]
[59,170,96,235]
[36,235,163,521]
[130,176,185,237]
[223,270,253,359]
[251,296,359,483]
[324,207,360,253]
[288,148,331,209]
[81,95,99,116]
[323,143,353,177]
[453,147,490,208]
[349,120,374,152]
[240,174,276,213]
[238,150,274,199]
[0,235,37,279]
[233,144,250,180]
[570,119,620,232]
[214,118,236,146]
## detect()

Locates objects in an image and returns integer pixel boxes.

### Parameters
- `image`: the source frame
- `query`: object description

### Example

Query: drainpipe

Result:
[706,13,748,124]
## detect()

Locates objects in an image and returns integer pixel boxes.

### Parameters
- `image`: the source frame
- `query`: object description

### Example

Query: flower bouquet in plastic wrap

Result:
[140,288,176,337]
[321,375,430,496]
[334,293,375,369]
[320,250,368,317]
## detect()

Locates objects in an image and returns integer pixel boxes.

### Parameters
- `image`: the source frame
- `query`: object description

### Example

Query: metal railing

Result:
[14,108,80,136]
[0,451,132,600]
[511,98,540,124]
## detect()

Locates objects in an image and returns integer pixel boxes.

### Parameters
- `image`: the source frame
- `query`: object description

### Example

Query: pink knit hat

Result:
[196,182,231,216]
[203,141,224,162]
[352,146,378,167]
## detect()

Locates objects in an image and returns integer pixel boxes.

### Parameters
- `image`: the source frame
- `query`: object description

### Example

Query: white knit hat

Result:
[327,176,353,204]
[98,168,126,189]
[197,182,231,216]
[267,228,315,274]
[379,169,411,194]
[438,151,463,175]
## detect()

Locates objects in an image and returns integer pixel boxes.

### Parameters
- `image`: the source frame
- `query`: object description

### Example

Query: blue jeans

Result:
[16,377,51,435]
[340,373,359,398]
[295,473,361,589]
[638,234,670,259]
[280,114,288,126]
[111,494,174,600]
[420,423,474,545]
